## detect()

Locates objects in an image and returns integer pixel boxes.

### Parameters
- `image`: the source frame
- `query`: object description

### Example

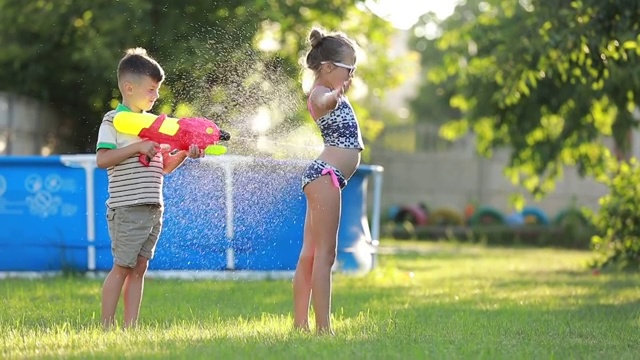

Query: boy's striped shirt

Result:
[96,105,164,208]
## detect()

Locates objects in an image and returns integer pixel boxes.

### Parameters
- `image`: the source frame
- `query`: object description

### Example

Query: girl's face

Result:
[319,52,356,90]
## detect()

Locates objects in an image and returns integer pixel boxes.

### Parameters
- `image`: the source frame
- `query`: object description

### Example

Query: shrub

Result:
[389,224,594,249]
[590,159,640,271]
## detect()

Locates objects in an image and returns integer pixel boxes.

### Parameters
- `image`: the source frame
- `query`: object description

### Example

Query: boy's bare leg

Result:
[122,256,149,328]
[293,207,315,331]
[102,264,131,329]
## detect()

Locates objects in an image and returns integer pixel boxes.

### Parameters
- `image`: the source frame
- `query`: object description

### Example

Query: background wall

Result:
[0,92,61,156]
[369,146,610,217]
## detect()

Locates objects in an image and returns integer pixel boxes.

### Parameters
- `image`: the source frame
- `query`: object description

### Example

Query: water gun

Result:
[112,112,231,166]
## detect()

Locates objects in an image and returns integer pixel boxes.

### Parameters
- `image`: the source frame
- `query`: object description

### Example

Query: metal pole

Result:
[370,165,384,246]
[6,94,13,154]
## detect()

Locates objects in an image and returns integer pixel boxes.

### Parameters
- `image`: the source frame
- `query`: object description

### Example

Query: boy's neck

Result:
[121,99,143,113]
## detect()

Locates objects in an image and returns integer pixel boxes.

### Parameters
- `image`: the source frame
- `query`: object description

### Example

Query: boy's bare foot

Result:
[316,327,335,336]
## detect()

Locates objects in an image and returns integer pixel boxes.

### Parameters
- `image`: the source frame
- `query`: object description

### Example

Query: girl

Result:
[293,27,364,335]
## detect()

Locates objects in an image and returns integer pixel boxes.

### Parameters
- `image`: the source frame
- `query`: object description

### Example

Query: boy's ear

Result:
[122,80,134,95]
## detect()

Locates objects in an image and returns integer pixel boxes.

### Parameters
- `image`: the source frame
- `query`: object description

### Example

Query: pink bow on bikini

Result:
[321,168,340,188]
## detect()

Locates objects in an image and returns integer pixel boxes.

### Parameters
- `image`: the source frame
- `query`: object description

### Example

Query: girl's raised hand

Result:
[342,79,352,93]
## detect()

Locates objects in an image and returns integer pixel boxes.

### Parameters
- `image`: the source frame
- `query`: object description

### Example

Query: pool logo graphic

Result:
[24,174,63,218]
[24,174,43,193]
[45,174,63,192]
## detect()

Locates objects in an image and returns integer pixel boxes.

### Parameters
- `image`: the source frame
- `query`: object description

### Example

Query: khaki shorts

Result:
[106,204,163,268]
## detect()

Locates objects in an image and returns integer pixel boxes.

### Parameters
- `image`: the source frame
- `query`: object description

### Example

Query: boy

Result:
[96,47,202,329]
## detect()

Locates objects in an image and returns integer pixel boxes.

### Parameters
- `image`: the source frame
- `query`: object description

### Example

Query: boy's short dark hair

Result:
[117,47,165,84]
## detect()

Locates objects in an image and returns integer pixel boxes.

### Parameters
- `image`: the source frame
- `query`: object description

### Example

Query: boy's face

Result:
[122,75,161,112]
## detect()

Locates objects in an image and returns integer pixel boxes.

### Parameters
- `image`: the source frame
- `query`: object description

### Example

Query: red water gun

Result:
[113,112,231,166]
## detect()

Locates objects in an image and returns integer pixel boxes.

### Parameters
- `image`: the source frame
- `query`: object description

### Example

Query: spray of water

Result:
[165,37,323,161]
[157,31,326,268]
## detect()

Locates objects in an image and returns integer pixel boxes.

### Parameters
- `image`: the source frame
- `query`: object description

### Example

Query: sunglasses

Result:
[321,61,356,76]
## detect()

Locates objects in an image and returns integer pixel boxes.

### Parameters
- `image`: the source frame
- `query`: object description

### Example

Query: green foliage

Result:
[591,158,640,270]
[0,0,399,153]
[410,0,640,196]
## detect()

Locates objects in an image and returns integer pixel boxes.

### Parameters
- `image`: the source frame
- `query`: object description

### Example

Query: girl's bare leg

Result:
[293,206,315,330]
[307,177,341,334]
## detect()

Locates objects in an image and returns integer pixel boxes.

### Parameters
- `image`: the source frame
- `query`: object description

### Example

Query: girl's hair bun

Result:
[309,28,325,48]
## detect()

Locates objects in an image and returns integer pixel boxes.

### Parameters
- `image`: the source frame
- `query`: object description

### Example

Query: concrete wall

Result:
[369,146,610,217]
[0,92,61,155]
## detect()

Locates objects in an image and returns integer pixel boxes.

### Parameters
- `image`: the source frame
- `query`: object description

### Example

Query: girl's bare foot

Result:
[293,323,311,333]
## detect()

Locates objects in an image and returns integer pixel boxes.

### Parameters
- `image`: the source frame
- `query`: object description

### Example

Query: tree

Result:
[0,0,399,154]
[409,0,640,197]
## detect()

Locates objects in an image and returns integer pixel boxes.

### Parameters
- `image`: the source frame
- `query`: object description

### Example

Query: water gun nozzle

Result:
[219,130,231,141]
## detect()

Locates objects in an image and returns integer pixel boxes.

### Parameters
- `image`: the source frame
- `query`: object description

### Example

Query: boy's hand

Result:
[186,144,204,159]
[137,140,160,158]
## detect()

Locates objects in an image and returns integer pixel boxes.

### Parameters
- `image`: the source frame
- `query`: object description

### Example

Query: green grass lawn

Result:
[2,240,640,359]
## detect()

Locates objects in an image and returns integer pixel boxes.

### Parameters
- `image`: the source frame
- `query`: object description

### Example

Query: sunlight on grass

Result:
[2,241,640,359]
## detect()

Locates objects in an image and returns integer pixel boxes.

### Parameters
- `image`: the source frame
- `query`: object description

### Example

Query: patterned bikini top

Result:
[307,92,364,151]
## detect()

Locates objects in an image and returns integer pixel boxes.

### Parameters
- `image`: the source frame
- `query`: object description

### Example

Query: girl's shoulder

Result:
[308,85,332,98]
